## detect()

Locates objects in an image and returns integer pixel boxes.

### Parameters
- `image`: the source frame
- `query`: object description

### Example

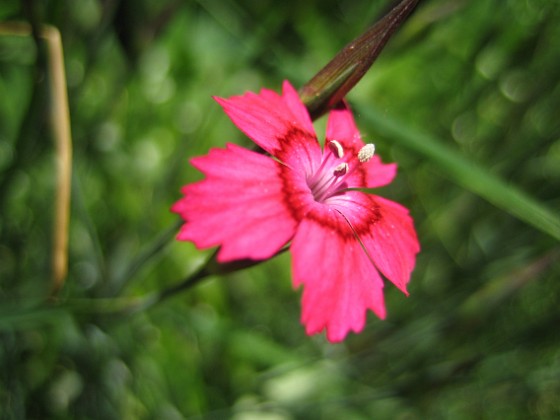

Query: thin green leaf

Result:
[360,104,560,242]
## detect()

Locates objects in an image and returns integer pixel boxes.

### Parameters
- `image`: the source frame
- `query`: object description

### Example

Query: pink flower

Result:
[172,81,420,342]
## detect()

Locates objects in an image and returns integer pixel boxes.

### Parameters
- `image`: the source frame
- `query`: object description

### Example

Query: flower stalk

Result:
[299,0,421,119]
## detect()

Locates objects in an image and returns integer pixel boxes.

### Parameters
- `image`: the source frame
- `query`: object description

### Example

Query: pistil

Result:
[307,140,344,190]
[309,142,376,202]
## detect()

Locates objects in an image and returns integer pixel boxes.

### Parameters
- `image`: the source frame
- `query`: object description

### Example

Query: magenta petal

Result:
[291,216,386,343]
[281,81,316,134]
[325,101,365,151]
[325,102,397,188]
[171,143,297,262]
[363,196,420,294]
[214,81,317,157]
[325,191,419,295]
[364,156,397,188]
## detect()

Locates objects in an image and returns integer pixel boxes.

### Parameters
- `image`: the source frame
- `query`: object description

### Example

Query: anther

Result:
[358,143,375,163]
[328,140,344,159]
[333,163,348,176]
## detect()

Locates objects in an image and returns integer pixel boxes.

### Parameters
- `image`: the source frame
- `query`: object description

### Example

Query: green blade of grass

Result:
[0,305,67,330]
[359,104,560,242]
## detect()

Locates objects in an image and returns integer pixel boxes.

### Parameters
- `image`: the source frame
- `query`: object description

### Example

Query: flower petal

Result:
[214,81,318,162]
[326,102,397,188]
[291,214,386,343]
[325,191,419,294]
[362,196,420,294]
[325,101,365,152]
[364,156,397,188]
[171,143,297,262]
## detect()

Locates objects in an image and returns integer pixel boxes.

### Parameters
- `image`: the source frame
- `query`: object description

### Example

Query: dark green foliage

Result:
[1,0,559,418]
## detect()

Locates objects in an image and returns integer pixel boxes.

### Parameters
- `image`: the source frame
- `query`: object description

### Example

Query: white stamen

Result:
[333,162,348,176]
[358,143,375,163]
[328,140,344,159]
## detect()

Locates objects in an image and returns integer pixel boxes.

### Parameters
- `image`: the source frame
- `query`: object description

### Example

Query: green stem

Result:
[110,219,184,295]
[120,247,289,315]
[300,0,421,119]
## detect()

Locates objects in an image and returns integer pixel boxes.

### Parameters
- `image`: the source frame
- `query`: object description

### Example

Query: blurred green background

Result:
[1,0,559,418]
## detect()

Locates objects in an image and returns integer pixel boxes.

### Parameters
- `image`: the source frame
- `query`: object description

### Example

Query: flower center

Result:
[307,140,375,202]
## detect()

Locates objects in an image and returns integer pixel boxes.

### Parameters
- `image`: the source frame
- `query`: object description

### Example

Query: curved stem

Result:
[300,0,421,119]
[120,247,289,316]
